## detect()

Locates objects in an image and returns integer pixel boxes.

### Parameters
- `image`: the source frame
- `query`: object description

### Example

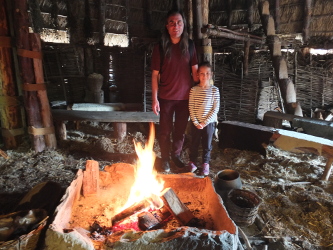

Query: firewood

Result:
[160,188,194,226]
[82,160,100,196]
[138,211,160,230]
[0,149,9,159]
[111,199,151,225]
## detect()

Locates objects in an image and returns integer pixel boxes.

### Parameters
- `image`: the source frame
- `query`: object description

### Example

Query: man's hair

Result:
[198,61,212,70]
[161,9,189,58]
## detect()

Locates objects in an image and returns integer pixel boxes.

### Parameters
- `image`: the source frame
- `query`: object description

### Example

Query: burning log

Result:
[138,212,160,230]
[138,207,172,231]
[111,199,151,225]
[160,188,194,226]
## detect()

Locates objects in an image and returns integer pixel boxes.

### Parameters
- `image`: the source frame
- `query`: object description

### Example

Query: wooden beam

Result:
[202,27,263,44]
[52,110,159,123]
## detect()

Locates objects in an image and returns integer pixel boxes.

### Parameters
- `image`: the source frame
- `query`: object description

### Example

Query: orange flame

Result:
[118,123,164,213]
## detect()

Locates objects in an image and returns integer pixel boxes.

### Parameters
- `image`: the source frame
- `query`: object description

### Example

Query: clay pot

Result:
[214,169,242,202]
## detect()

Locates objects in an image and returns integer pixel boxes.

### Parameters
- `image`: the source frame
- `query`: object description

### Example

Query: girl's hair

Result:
[161,9,189,58]
[198,61,212,70]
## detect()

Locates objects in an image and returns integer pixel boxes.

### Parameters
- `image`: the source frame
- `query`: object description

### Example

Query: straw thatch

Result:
[22,0,333,121]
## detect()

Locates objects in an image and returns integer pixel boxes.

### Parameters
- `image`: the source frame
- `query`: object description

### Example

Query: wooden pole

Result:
[186,0,193,39]
[243,41,250,76]
[30,33,57,149]
[275,0,280,34]
[99,0,106,45]
[201,0,211,64]
[0,0,24,149]
[193,0,203,62]
[247,0,254,31]
[12,0,46,152]
[258,1,298,115]
[303,0,312,43]
[193,0,203,40]
[227,0,232,29]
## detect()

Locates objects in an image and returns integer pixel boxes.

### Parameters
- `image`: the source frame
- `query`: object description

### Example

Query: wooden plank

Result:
[52,110,159,122]
[160,187,194,226]
[82,160,100,196]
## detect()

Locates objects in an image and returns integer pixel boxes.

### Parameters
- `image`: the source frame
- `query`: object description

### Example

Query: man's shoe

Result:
[188,161,197,173]
[202,163,209,176]
[161,160,170,173]
[172,155,185,168]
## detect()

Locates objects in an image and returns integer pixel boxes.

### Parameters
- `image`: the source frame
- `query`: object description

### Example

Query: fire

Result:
[116,123,164,214]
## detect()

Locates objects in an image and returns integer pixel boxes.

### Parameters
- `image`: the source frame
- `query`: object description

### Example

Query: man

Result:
[151,9,199,172]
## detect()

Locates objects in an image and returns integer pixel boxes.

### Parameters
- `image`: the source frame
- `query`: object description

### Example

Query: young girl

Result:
[188,61,220,175]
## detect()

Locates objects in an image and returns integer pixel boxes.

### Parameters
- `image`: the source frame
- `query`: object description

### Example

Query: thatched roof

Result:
[28,0,333,49]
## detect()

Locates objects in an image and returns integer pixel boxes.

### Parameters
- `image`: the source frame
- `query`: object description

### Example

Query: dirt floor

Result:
[0,121,332,249]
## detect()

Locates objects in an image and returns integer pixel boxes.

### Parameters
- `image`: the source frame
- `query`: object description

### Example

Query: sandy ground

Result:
[0,121,332,249]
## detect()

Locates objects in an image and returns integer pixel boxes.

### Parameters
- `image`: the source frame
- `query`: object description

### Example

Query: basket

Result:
[226,189,261,227]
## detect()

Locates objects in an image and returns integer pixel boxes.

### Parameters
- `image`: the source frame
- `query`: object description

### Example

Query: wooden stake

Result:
[321,158,333,181]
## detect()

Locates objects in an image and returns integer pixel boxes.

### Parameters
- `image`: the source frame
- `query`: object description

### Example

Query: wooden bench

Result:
[219,121,333,181]
[263,111,299,128]
[263,111,333,140]
[52,109,159,141]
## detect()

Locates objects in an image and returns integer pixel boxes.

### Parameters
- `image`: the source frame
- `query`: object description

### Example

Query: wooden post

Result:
[201,0,211,64]
[275,0,280,34]
[30,33,57,149]
[185,0,193,39]
[247,0,254,30]
[99,0,106,45]
[0,0,24,149]
[193,0,203,40]
[12,0,46,152]
[303,0,312,43]
[243,41,250,76]
[227,0,232,29]
[54,121,67,141]
[114,122,127,141]
[258,0,298,115]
